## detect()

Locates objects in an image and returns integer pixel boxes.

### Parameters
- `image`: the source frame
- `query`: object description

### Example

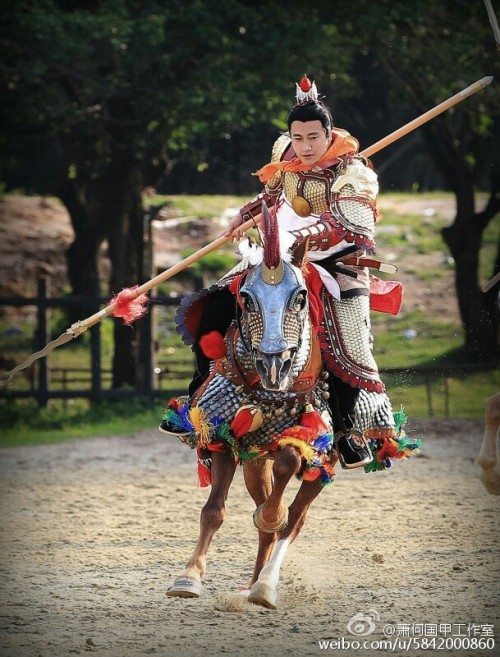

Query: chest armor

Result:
[282,169,336,216]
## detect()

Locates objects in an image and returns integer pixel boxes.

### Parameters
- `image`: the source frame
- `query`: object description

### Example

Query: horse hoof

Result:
[253,503,288,533]
[247,581,277,609]
[166,576,203,598]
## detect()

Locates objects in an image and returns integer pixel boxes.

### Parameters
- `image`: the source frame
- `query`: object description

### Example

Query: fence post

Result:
[36,277,50,407]
[444,377,451,418]
[425,372,434,417]
[90,278,101,400]
[138,294,154,395]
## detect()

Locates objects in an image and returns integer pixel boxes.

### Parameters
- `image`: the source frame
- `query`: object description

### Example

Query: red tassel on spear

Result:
[109,286,150,325]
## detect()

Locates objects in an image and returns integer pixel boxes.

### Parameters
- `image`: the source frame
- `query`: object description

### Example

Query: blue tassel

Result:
[313,432,334,453]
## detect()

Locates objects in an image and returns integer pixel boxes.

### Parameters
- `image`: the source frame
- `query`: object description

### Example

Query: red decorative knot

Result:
[299,75,312,92]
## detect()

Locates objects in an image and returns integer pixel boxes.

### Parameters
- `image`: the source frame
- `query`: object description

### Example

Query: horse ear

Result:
[291,236,309,268]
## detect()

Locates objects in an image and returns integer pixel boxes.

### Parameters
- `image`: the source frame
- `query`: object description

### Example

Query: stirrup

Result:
[253,503,288,533]
[336,429,373,470]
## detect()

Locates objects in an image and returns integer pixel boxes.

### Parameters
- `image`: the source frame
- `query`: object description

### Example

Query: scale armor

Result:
[197,329,332,451]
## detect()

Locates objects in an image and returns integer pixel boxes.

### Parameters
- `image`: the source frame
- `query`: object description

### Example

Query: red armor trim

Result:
[320,211,376,253]
[317,288,383,392]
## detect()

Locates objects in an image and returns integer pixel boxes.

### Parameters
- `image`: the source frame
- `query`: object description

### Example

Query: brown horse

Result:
[478,392,500,495]
[164,205,334,608]
[163,204,417,607]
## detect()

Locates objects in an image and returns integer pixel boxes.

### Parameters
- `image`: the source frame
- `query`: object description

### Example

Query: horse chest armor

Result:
[196,330,331,449]
[197,372,330,449]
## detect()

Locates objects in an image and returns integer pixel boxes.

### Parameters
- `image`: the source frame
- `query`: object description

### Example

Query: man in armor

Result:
[166,76,401,469]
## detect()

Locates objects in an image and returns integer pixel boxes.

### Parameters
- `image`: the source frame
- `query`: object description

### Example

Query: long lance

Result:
[1,76,493,384]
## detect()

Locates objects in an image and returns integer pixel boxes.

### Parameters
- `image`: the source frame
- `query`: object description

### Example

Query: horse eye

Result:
[291,291,307,312]
[241,291,258,313]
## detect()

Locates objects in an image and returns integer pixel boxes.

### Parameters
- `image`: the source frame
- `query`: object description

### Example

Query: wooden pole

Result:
[362,77,493,158]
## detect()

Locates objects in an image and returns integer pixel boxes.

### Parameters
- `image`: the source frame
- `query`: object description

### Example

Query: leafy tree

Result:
[333,0,500,360]
[1,0,355,388]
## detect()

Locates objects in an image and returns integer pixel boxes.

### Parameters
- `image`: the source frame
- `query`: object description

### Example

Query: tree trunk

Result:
[104,157,145,390]
[442,177,499,360]
[60,179,103,323]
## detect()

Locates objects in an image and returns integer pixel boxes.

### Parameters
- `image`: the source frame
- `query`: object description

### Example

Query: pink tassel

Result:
[110,287,149,325]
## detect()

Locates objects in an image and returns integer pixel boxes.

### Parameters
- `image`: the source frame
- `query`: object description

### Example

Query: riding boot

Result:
[327,375,373,469]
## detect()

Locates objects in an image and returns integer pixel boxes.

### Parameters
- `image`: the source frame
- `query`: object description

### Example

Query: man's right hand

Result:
[220,211,247,242]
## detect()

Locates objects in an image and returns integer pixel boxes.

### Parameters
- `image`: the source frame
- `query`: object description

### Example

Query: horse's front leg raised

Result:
[243,458,277,589]
[252,445,302,533]
[167,451,237,598]
[248,476,324,609]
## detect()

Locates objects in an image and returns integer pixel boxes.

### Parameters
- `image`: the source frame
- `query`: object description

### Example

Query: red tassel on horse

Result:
[199,331,227,360]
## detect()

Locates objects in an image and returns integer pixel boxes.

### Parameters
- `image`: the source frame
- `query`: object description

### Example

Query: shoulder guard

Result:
[271,133,292,162]
[331,158,379,200]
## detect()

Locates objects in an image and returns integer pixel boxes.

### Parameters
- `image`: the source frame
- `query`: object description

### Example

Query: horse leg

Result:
[242,458,277,588]
[253,445,302,532]
[248,477,324,609]
[478,392,500,494]
[167,451,237,598]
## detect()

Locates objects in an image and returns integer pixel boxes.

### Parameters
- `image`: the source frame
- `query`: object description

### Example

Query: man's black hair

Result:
[287,100,333,133]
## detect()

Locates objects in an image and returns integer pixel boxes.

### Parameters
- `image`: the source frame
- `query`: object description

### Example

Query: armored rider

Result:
[164,75,402,469]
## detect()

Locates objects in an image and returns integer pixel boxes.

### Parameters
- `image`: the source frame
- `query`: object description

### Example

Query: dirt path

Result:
[1,419,499,657]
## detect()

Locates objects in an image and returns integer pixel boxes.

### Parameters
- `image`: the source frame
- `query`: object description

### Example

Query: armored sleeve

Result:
[291,157,379,254]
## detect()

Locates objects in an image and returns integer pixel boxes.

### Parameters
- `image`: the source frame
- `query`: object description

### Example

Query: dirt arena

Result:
[1,418,499,657]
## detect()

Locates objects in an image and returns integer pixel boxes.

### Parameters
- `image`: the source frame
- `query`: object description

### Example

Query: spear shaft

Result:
[361,76,493,158]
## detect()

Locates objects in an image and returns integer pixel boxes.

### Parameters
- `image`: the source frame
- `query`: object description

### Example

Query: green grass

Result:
[372,310,464,368]
[151,194,248,218]
[1,191,498,447]
[0,396,180,448]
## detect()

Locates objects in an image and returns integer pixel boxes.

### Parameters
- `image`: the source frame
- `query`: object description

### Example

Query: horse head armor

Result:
[239,204,309,391]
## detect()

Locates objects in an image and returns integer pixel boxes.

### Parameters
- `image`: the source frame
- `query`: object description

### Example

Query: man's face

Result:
[290,120,330,166]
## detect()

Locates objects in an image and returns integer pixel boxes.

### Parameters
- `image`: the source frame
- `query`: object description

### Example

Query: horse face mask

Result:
[239,258,308,392]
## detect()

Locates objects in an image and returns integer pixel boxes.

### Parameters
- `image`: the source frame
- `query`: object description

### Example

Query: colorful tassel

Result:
[189,407,212,445]
[277,424,318,445]
[277,436,316,464]
[363,409,422,473]
[238,445,262,461]
[197,459,212,487]
[312,432,334,453]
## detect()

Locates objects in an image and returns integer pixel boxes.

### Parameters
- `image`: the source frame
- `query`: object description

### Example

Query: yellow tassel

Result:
[189,407,212,446]
[278,437,316,464]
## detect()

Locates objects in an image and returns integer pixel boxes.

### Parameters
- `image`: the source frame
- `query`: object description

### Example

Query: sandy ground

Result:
[0,419,499,657]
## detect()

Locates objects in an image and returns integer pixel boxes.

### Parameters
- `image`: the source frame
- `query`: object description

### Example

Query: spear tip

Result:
[480,75,494,87]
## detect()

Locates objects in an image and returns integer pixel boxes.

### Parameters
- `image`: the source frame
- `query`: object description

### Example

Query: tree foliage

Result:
[351,0,500,359]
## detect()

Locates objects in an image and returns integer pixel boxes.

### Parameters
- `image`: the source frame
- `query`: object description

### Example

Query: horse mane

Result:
[261,204,281,269]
